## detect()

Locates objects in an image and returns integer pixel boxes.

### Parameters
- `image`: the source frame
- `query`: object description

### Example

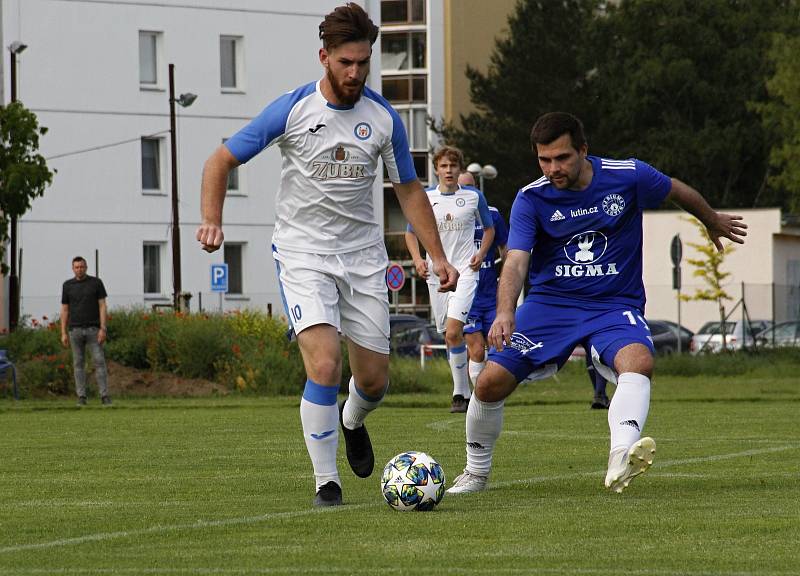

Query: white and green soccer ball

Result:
[381,451,446,511]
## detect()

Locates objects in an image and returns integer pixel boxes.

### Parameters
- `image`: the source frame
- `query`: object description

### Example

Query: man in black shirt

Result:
[60,256,110,406]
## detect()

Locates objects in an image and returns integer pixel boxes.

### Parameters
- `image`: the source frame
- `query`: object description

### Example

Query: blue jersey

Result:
[507,156,671,310]
[471,207,508,310]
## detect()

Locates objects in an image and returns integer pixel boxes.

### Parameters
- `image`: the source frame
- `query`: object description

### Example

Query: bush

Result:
[16,353,73,397]
[219,310,306,395]
[3,323,61,359]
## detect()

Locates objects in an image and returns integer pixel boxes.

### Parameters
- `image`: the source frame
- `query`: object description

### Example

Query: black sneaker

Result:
[77,396,87,407]
[101,396,112,406]
[591,394,610,410]
[450,394,468,413]
[339,399,374,478]
[313,481,342,507]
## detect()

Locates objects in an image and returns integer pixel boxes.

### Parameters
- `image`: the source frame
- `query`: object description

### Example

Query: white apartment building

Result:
[3,0,432,325]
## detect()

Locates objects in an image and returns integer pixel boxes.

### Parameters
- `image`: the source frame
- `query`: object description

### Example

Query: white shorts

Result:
[428,270,478,333]
[272,243,390,354]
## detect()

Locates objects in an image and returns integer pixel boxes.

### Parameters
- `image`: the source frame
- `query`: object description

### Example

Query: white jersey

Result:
[225,80,417,254]
[409,184,493,277]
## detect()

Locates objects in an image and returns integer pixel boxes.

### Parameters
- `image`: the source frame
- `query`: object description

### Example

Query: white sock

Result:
[465,395,505,476]
[608,372,651,452]
[449,344,470,398]
[468,359,486,388]
[342,376,385,430]
[299,379,340,490]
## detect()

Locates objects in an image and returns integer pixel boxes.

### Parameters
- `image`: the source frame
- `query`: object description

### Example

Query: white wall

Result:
[642,208,783,331]
[3,0,387,323]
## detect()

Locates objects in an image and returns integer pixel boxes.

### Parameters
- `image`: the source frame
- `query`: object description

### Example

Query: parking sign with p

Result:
[211,263,228,293]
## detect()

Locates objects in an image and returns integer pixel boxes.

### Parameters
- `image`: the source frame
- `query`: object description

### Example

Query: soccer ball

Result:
[381,451,446,511]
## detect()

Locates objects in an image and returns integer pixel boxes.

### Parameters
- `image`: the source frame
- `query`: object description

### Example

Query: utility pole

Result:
[167,64,196,311]
[8,41,27,330]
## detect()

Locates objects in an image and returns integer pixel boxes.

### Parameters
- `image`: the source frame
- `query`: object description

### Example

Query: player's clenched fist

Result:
[196,223,224,253]
[432,259,459,293]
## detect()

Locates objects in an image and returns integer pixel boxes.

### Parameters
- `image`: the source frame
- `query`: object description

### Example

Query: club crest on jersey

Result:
[602,194,625,216]
[508,332,543,355]
[354,122,371,140]
[456,197,466,207]
[556,230,619,277]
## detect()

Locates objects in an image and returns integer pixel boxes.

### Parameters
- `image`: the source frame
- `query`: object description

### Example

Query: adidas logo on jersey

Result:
[550,210,565,222]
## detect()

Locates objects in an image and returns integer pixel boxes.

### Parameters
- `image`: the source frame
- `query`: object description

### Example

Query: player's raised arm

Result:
[393,179,458,291]
[197,145,240,253]
[666,178,748,252]
[488,248,530,351]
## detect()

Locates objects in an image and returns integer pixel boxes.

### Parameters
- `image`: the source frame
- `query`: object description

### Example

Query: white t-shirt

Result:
[409,184,493,278]
[225,79,417,254]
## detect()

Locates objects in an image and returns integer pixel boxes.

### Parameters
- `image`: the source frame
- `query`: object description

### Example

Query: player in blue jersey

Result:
[405,147,495,413]
[458,171,509,390]
[196,4,458,507]
[448,112,747,495]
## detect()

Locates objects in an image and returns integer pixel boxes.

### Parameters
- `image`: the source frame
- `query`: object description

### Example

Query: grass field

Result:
[1,364,799,575]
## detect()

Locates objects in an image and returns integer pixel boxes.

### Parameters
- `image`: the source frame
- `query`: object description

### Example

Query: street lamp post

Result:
[8,41,28,331]
[466,162,498,193]
[167,63,196,310]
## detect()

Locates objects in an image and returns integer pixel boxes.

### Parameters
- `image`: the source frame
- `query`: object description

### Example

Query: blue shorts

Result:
[487,297,654,383]
[464,304,496,337]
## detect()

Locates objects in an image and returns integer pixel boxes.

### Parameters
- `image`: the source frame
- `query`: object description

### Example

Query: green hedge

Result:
[7,309,794,399]
[0,309,442,398]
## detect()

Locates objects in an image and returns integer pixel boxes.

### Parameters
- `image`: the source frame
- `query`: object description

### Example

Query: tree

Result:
[680,216,734,350]
[590,0,800,209]
[752,32,800,213]
[433,0,601,215]
[0,101,54,274]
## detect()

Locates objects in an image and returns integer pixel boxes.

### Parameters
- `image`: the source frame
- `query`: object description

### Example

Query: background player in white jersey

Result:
[457,171,509,390]
[405,146,494,413]
[196,4,457,507]
[448,112,747,495]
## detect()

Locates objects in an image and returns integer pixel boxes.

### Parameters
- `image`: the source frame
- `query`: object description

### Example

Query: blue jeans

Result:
[69,327,108,398]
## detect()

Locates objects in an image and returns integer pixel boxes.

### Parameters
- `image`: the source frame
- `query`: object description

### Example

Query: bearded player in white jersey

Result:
[196,3,458,507]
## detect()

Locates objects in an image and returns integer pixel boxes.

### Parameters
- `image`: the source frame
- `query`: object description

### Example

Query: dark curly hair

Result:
[319,3,379,50]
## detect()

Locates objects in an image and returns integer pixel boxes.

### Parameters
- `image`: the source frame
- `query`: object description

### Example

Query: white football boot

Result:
[446,470,488,494]
[605,437,656,494]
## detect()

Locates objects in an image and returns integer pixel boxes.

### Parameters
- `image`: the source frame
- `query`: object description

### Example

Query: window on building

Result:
[143,243,163,294]
[381,74,427,103]
[381,0,425,24]
[381,31,426,71]
[224,243,243,295]
[220,36,243,90]
[222,138,239,191]
[141,137,162,191]
[139,31,161,87]
[396,107,428,149]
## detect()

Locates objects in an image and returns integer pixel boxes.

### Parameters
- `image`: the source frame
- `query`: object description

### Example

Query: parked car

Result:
[567,320,693,360]
[755,321,800,348]
[389,314,445,357]
[648,320,694,355]
[689,319,772,354]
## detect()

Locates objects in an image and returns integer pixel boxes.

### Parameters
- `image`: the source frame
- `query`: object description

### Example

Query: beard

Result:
[326,67,365,105]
